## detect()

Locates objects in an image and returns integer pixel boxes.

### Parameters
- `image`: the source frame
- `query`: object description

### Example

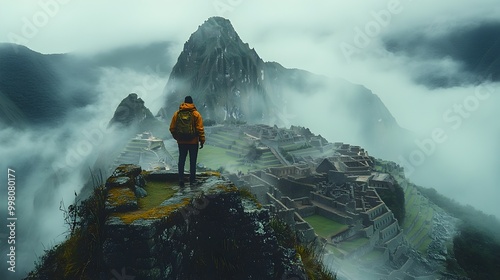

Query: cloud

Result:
[1,2,500,277]
[0,57,168,276]
[383,20,500,88]
[0,0,216,54]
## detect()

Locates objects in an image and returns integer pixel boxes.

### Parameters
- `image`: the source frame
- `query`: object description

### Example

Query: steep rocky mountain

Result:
[157,17,414,159]
[157,17,270,123]
[109,93,154,126]
[108,92,166,137]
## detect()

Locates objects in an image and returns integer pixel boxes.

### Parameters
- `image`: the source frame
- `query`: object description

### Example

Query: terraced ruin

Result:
[113,124,453,279]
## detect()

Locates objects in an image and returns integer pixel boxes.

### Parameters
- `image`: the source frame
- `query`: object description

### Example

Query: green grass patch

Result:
[402,211,417,230]
[406,208,433,246]
[417,237,433,254]
[303,215,349,238]
[197,144,282,172]
[337,238,370,253]
[198,145,241,169]
[406,216,429,240]
[402,200,420,230]
[139,180,177,210]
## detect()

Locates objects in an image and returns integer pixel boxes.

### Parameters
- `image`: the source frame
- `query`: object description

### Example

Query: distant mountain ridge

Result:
[0,42,173,129]
[0,44,68,127]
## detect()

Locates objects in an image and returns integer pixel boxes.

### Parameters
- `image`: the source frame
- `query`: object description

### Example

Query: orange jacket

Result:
[169,102,205,145]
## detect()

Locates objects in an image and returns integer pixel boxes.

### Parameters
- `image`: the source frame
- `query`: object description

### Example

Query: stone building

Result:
[113,132,174,172]
[232,142,407,268]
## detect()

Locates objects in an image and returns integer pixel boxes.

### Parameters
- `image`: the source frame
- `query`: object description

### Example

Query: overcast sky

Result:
[1,0,499,122]
[1,0,499,216]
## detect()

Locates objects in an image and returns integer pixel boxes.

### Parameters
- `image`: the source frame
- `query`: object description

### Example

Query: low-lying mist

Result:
[270,70,500,219]
[0,62,168,277]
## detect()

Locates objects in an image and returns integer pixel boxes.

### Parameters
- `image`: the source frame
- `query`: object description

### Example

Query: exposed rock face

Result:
[102,165,307,280]
[105,164,145,213]
[427,209,458,266]
[108,93,156,127]
[158,16,271,123]
[107,93,170,140]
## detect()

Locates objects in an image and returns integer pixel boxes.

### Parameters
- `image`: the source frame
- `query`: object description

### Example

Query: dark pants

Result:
[178,143,198,183]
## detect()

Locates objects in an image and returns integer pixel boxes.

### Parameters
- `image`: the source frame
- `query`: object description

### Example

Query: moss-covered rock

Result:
[25,164,334,280]
[105,187,138,213]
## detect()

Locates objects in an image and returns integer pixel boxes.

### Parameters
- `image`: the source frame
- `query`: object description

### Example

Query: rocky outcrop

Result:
[104,164,145,213]
[102,165,308,280]
[107,93,169,140]
[108,93,156,127]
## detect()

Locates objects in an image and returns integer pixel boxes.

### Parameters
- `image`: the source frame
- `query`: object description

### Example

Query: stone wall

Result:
[260,171,280,187]
[372,211,393,231]
[277,178,315,199]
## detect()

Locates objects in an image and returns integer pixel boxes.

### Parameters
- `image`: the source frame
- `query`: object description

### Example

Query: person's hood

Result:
[179,102,196,111]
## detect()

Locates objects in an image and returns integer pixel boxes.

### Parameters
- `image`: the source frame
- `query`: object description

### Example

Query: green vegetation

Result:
[376,158,500,277]
[454,224,500,279]
[397,182,434,255]
[377,182,406,225]
[192,127,284,173]
[303,215,349,238]
[112,179,187,224]
[113,198,190,224]
[197,145,241,169]
[403,198,433,254]
[270,218,336,280]
[416,186,500,242]
[25,182,108,280]
[376,159,435,254]
[138,180,177,210]
[239,188,262,208]
[337,238,369,253]
[415,185,500,278]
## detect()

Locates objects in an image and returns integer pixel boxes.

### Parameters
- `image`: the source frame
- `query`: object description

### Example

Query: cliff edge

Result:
[25,164,334,280]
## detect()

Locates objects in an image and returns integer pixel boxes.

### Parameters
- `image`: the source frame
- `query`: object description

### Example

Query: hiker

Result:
[169,96,205,187]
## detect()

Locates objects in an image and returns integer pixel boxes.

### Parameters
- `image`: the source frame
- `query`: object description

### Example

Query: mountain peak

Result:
[197,16,236,37]
[158,17,267,123]
[186,16,253,57]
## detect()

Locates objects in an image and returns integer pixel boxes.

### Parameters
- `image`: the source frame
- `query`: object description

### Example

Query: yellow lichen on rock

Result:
[215,184,239,193]
[107,187,136,207]
[201,171,221,177]
[113,197,191,224]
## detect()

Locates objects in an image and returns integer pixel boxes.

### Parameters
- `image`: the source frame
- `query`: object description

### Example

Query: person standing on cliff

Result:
[169,96,205,187]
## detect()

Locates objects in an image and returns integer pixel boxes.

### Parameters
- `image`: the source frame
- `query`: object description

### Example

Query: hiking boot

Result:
[179,181,185,187]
